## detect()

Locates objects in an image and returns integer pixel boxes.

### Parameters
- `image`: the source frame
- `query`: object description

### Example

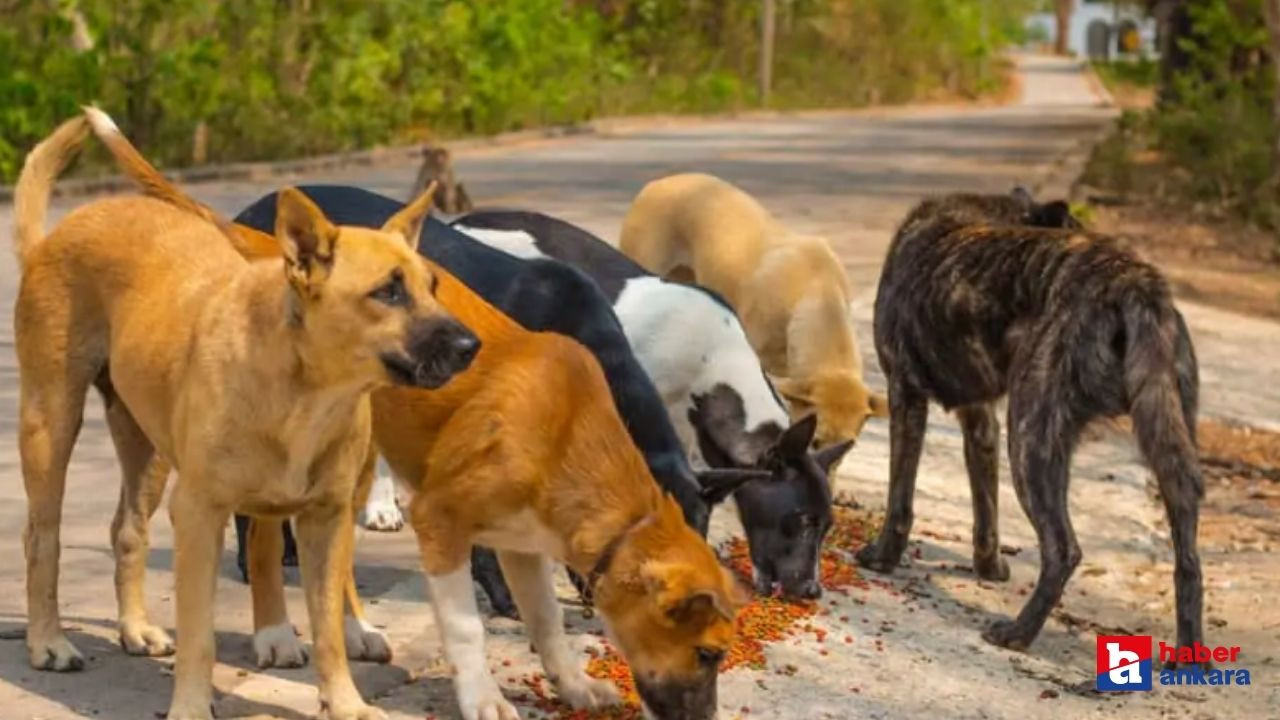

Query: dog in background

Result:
[455,209,853,599]
[14,110,477,720]
[857,188,1204,655]
[620,172,887,453]
[410,144,473,215]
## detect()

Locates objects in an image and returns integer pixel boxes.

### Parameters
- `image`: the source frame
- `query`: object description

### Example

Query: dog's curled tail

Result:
[13,116,90,267]
[1123,295,1204,503]
[82,106,279,260]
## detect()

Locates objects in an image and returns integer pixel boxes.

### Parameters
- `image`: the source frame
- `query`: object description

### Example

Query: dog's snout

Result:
[449,332,480,366]
[794,579,822,600]
[385,317,479,389]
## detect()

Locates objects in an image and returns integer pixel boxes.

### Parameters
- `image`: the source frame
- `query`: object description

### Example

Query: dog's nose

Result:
[794,579,822,600]
[450,333,479,365]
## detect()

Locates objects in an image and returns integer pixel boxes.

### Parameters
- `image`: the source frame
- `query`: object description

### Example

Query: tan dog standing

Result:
[13,110,477,720]
[620,172,887,450]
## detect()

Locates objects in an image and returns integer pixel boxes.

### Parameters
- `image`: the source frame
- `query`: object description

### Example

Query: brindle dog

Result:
[857,188,1204,656]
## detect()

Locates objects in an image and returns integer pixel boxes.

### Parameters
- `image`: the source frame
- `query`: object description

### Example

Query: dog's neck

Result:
[230,265,376,428]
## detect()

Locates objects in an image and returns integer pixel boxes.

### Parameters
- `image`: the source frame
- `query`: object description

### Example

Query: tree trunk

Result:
[1263,0,1280,190]
[760,0,776,105]
[1054,0,1073,55]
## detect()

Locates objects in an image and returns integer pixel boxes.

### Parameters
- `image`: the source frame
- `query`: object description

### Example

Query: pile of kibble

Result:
[526,506,881,719]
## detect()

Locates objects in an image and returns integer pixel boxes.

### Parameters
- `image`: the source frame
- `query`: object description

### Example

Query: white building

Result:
[1027,1,1159,59]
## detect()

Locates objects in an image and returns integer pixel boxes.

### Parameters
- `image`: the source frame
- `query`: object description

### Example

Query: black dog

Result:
[232,186,766,617]
[857,188,1204,654]
[453,209,853,599]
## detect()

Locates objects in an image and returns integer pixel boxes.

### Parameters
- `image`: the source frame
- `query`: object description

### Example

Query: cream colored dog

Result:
[13,110,477,720]
[620,172,887,450]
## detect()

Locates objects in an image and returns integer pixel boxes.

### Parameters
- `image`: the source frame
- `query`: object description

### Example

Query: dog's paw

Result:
[855,543,900,574]
[359,476,404,532]
[459,683,520,720]
[119,619,176,657]
[974,554,1011,582]
[344,615,392,663]
[321,699,387,720]
[555,672,621,710]
[981,618,1032,651]
[254,623,309,668]
[28,633,85,672]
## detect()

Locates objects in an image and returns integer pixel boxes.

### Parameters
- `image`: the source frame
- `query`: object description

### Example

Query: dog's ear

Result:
[641,561,735,626]
[1010,186,1035,208]
[868,392,890,418]
[688,389,760,467]
[813,439,855,474]
[777,414,818,458]
[696,468,770,505]
[772,376,813,409]
[381,180,437,250]
[1033,200,1081,229]
[276,187,338,294]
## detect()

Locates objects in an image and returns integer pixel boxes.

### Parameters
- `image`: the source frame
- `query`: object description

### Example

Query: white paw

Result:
[28,632,85,671]
[344,615,392,663]
[254,622,309,668]
[119,618,175,656]
[358,474,404,532]
[458,683,520,720]
[556,672,621,710]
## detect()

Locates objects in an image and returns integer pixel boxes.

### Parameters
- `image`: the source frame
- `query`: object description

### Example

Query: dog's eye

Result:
[695,646,724,669]
[370,271,410,307]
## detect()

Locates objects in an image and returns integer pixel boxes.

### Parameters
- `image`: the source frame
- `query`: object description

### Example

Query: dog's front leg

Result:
[496,551,619,712]
[295,502,384,720]
[248,517,309,668]
[856,379,929,573]
[166,484,229,720]
[425,557,520,720]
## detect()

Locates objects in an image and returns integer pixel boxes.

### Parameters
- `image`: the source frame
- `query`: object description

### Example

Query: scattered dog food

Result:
[530,507,881,718]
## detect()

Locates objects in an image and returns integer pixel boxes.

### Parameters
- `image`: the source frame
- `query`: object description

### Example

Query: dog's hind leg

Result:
[102,387,175,656]
[496,551,619,712]
[956,403,1009,581]
[1132,311,1205,660]
[856,380,929,574]
[248,517,310,668]
[18,355,94,671]
[982,383,1082,651]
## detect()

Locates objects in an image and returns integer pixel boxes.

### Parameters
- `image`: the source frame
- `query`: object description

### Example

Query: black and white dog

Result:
[232,186,768,615]
[452,209,853,599]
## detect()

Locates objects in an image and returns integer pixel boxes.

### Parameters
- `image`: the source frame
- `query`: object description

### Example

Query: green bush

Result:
[1,0,1029,181]
[1147,0,1278,228]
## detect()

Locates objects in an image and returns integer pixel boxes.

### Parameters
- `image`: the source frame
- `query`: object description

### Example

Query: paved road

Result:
[0,55,1274,719]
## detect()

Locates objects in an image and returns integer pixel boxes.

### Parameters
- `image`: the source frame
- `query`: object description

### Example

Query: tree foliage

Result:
[1,0,1031,180]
